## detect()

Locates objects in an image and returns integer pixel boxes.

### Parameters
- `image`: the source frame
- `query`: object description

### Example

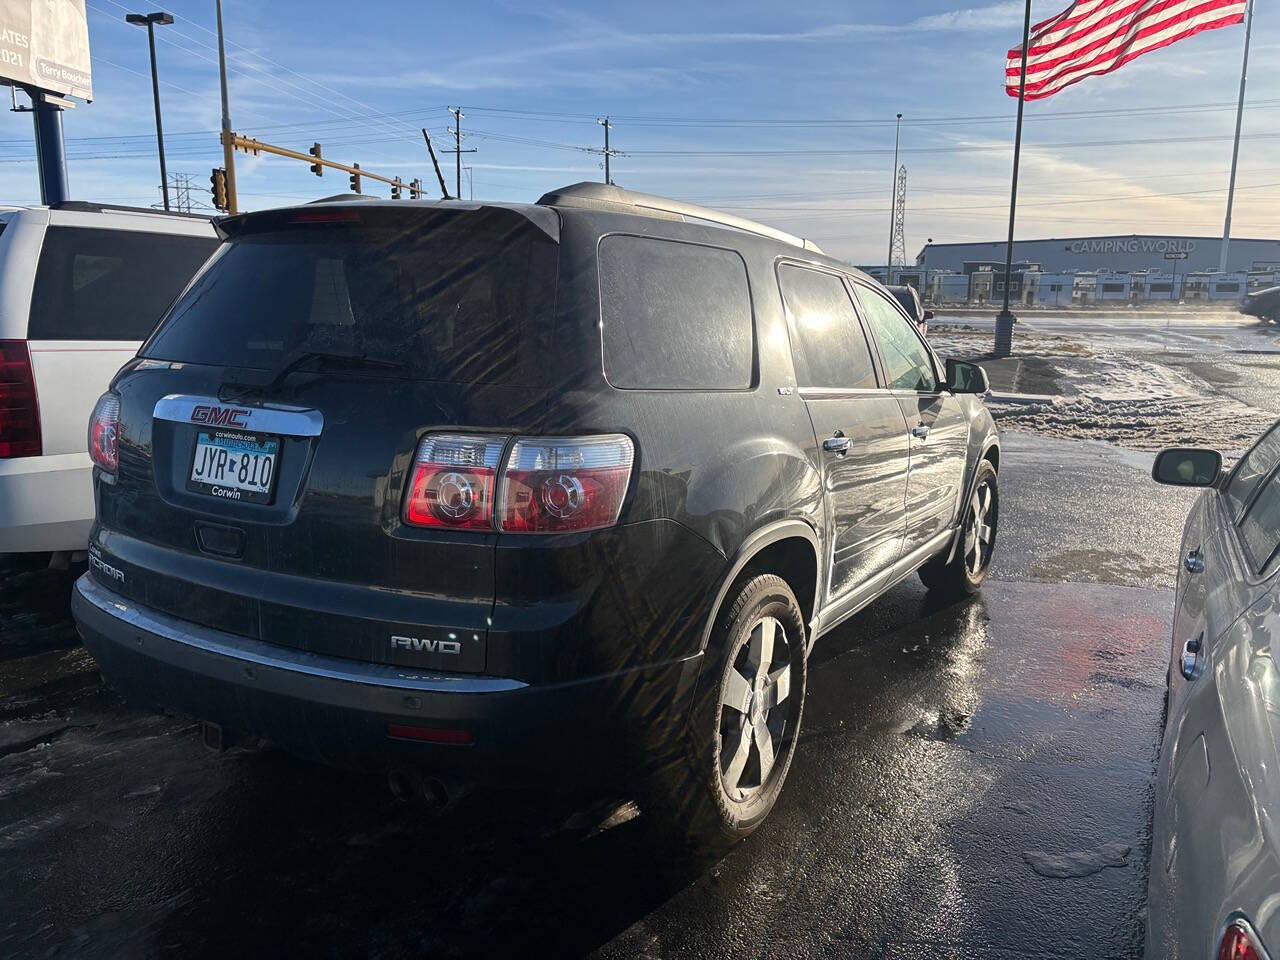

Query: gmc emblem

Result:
[190,404,251,428]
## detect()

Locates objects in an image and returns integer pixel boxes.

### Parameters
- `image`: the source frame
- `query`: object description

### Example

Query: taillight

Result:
[88,392,121,475]
[403,434,504,530]
[0,339,41,458]
[499,435,634,533]
[1220,920,1268,960]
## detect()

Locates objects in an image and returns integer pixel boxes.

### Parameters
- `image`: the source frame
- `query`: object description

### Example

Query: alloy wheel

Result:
[718,615,794,802]
[962,479,996,577]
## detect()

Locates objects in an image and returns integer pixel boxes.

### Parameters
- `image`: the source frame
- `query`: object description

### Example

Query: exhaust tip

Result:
[387,767,415,802]
[421,777,449,809]
[387,768,455,810]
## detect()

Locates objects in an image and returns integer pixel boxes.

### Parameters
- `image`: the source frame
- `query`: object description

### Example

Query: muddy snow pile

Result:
[930,330,1277,451]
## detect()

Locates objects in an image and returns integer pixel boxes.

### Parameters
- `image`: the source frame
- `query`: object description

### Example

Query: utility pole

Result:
[597,116,616,184]
[449,107,464,199]
[886,113,901,285]
[126,12,174,211]
[215,0,237,214]
[422,128,451,198]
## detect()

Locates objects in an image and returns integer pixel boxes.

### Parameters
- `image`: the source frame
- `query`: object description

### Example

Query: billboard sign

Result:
[0,0,92,101]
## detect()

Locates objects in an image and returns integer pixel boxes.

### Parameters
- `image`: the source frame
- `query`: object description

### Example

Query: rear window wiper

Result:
[219,347,406,400]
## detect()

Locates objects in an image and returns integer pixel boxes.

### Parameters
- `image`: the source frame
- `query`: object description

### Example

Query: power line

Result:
[625,131,1280,157]
[463,99,1280,127]
[146,0,427,137]
[87,0,429,150]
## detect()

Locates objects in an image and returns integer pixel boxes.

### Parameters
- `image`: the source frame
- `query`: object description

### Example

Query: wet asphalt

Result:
[0,316,1249,959]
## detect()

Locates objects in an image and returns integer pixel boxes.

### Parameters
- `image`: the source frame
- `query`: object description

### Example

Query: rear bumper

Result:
[72,574,702,781]
[0,453,94,553]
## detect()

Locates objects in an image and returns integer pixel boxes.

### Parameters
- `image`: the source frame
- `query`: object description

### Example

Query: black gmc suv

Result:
[72,183,999,843]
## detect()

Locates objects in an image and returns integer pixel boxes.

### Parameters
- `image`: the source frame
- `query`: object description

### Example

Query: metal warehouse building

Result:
[917,235,1280,275]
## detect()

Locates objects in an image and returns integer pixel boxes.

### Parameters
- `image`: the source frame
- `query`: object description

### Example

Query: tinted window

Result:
[855,286,938,392]
[1240,470,1280,574]
[143,209,558,385]
[889,287,921,321]
[29,226,217,340]
[1225,422,1280,520]
[598,235,753,390]
[778,265,877,390]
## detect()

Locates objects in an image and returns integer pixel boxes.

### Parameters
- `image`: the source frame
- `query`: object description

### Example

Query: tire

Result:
[919,459,998,597]
[644,573,807,849]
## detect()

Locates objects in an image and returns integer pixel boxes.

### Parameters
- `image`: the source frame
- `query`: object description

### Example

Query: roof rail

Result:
[47,200,214,221]
[536,182,824,254]
[309,193,379,204]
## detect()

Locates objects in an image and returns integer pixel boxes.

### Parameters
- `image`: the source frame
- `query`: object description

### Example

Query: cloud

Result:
[909,2,1029,31]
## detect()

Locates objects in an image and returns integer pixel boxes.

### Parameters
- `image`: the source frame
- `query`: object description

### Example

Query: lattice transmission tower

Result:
[158,172,197,212]
[889,165,907,283]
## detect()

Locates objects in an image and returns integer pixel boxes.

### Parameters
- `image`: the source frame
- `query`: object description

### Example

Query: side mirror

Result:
[923,309,935,321]
[1152,447,1222,487]
[945,358,989,394]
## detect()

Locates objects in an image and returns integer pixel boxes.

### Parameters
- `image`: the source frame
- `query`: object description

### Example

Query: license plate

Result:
[188,430,279,503]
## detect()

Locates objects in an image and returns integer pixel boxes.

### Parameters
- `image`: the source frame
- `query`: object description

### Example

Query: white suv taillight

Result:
[499,435,634,533]
[402,433,635,534]
[403,434,504,530]
[0,339,41,459]
[88,392,120,475]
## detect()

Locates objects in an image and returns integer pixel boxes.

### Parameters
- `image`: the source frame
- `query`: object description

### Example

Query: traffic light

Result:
[309,142,323,176]
[410,178,422,199]
[391,178,402,200]
[349,162,361,194]
[210,167,228,212]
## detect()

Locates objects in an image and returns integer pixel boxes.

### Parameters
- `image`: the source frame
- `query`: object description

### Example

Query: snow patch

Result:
[1023,841,1131,878]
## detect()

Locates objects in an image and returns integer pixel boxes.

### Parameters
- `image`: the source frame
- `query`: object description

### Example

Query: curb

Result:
[985,391,1060,405]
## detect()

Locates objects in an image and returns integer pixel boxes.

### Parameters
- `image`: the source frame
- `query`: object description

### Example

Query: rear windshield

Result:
[142,209,559,385]
[29,226,218,340]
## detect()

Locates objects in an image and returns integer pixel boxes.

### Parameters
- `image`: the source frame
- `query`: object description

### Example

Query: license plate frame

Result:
[186,429,281,504]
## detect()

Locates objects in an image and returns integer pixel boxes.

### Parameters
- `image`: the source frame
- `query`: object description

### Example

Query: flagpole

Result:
[1219,0,1254,274]
[995,0,1033,359]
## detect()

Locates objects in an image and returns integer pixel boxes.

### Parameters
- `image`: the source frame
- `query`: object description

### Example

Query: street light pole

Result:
[126,11,174,211]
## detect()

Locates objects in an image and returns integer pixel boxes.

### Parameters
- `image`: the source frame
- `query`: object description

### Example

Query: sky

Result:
[1,0,1278,264]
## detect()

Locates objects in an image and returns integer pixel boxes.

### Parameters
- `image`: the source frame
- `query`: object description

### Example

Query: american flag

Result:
[1006,0,1248,100]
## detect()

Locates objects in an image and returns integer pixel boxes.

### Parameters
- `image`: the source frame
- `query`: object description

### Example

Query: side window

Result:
[1239,468,1280,575]
[1225,422,1280,520]
[855,286,938,392]
[598,235,754,390]
[777,264,877,390]
[29,226,218,340]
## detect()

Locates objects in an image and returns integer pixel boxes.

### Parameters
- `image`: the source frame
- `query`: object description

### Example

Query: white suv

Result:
[0,202,219,557]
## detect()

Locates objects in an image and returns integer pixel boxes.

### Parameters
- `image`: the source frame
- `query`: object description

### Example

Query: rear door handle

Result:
[912,424,931,439]
[823,435,851,455]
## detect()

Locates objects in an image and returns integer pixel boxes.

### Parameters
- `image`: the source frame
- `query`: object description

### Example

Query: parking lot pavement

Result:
[601,579,1169,960]
[0,430,1193,959]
